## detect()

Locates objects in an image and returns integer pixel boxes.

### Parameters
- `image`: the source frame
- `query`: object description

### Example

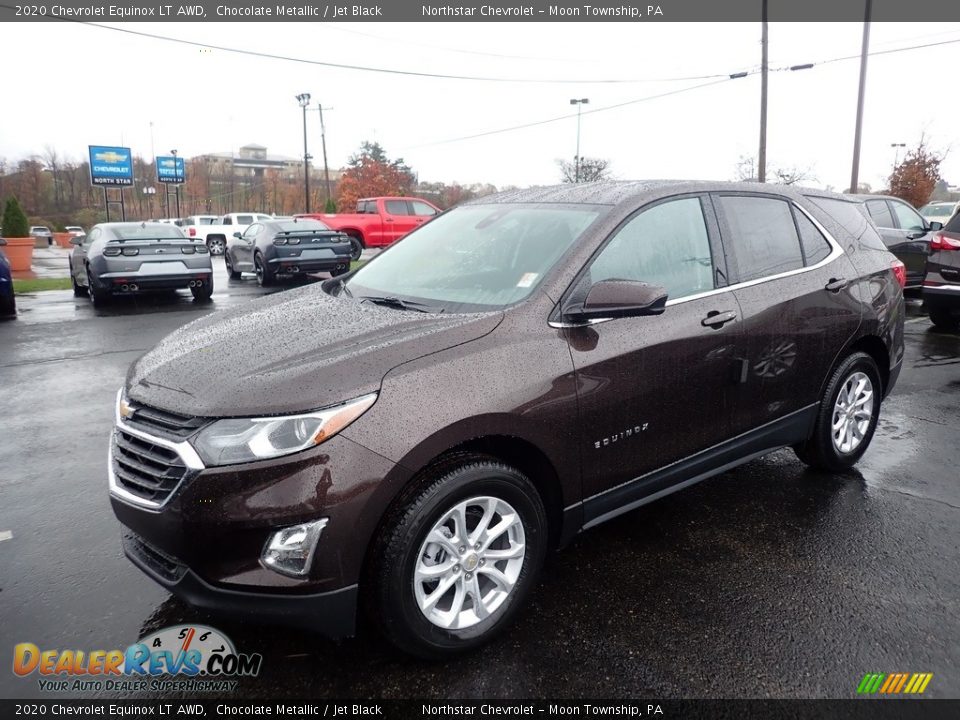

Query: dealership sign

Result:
[88,145,134,187]
[156,155,185,184]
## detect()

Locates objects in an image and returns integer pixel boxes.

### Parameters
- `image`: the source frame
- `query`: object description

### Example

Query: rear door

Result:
[887,199,932,288]
[567,194,745,522]
[381,199,417,244]
[714,193,862,437]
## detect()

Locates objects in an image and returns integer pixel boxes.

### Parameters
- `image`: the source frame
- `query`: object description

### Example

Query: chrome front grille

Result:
[124,403,207,439]
[112,430,189,504]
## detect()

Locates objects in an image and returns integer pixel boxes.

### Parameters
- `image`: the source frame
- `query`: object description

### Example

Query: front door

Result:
[887,198,932,288]
[566,195,743,524]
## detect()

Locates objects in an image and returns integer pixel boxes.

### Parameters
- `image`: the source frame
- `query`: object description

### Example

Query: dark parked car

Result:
[69,222,213,306]
[0,238,16,319]
[224,217,352,287]
[110,181,905,658]
[853,194,942,290]
[923,210,960,330]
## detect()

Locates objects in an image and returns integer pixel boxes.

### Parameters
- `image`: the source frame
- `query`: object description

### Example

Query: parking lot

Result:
[1,266,958,699]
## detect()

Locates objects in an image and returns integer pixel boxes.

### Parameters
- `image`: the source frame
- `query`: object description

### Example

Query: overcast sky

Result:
[2,21,959,193]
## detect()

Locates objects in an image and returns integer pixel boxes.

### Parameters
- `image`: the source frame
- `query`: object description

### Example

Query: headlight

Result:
[191,393,377,466]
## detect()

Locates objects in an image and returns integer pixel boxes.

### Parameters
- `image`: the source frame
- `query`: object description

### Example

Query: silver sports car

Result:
[69,222,214,305]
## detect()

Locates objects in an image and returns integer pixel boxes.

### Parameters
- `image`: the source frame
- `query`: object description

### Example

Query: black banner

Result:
[2,0,960,23]
[3,700,960,719]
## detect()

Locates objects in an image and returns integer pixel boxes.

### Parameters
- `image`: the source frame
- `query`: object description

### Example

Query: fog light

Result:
[261,519,328,577]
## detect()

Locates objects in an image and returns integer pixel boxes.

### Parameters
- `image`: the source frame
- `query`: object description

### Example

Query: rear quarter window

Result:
[717,195,804,282]
[806,197,887,252]
[944,212,960,233]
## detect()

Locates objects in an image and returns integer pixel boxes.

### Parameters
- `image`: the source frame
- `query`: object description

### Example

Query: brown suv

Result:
[109,182,905,658]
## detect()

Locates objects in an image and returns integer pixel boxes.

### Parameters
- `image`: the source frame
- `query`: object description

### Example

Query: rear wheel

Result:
[347,235,364,262]
[929,307,959,331]
[86,266,110,307]
[368,456,547,659]
[254,253,274,287]
[224,251,241,280]
[794,352,882,472]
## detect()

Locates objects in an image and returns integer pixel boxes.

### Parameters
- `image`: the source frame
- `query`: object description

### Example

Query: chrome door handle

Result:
[825,277,848,292]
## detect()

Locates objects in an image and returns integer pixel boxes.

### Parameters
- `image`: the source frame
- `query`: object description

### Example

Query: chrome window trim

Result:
[550,200,844,327]
[108,389,205,511]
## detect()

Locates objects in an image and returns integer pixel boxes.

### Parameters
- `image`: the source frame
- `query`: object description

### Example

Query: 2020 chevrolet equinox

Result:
[110,181,905,658]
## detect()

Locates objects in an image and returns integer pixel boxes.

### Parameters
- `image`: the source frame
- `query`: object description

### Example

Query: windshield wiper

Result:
[358,296,444,313]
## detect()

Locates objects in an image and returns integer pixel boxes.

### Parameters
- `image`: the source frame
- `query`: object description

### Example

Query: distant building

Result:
[192,143,341,182]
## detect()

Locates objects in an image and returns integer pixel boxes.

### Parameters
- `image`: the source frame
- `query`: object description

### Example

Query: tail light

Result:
[891,259,907,289]
[121,247,139,257]
[103,246,121,257]
[188,227,196,237]
[931,232,960,251]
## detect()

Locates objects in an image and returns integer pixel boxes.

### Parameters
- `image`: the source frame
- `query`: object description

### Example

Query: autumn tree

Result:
[888,139,942,209]
[337,142,416,211]
[558,157,611,183]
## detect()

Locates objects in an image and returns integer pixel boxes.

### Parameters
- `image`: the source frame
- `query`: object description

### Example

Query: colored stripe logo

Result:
[857,673,933,694]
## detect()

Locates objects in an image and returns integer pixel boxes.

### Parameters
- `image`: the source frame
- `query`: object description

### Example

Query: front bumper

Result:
[121,532,358,637]
[109,424,407,636]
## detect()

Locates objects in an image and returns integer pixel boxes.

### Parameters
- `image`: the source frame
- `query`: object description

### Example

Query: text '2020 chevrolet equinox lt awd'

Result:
[110,181,905,658]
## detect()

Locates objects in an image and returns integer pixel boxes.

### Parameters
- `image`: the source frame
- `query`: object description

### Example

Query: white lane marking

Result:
[0,531,12,542]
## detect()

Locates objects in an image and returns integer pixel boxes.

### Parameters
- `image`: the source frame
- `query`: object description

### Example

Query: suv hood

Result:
[126,283,503,417]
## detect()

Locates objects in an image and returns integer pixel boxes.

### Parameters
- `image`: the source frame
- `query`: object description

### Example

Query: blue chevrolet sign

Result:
[88,145,134,186]
[156,156,185,184]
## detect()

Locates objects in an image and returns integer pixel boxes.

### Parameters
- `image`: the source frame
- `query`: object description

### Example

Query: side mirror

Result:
[69,236,84,245]
[233,232,242,239]
[929,221,944,231]
[565,279,668,322]
[0,237,6,246]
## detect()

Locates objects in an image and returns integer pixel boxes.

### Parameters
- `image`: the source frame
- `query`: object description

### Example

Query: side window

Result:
[588,197,714,301]
[86,228,101,243]
[411,200,437,216]
[890,201,925,232]
[222,216,233,225]
[182,218,194,227]
[257,215,272,222]
[793,208,833,266]
[385,200,409,216]
[236,215,254,225]
[865,200,894,228]
[243,223,260,238]
[718,196,804,282]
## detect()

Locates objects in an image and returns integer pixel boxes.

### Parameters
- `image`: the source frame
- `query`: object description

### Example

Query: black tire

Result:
[928,307,959,331]
[224,252,241,280]
[0,293,16,319]
[347,235,364,262]
[86,266,110,307]
[367,455,548,659]
[794,351,882,472]
[254,253,274,287]
[71,265,85,297]
[207,236,226,256]
[191,278,214,302]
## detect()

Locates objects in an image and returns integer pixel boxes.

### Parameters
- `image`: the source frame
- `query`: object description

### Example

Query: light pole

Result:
[317,104,333,207]
[170,149,181,218]
[296,93,312,213]
[850,0,873,194]
[891,142,906,167]
[569,98,589,182]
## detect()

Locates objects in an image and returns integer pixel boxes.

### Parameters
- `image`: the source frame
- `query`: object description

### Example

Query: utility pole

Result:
[569,98,589,182]
[296,93,312,212]
[758,0,768,183]
[891,142,906,168]
[317,104,333,206]
[850,0,872,194]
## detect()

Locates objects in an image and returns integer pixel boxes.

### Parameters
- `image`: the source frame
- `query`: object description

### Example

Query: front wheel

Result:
[794,352,882,472]
[71,265,85,297]
[368,456,547,659]
[224,252,241,280]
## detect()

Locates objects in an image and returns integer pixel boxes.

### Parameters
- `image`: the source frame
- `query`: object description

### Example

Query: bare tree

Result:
[735,155,815,186]
[558,157,611,183]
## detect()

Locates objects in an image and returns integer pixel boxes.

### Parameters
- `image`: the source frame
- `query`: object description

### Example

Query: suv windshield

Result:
[345,203,604,312]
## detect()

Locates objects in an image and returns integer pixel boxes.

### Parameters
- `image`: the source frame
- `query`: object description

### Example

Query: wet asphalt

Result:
[0,266,958,700]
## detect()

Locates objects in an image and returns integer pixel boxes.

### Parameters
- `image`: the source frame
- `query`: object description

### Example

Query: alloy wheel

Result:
[414,495,525,630]
[210,238,225,255]
[831,371,874,454]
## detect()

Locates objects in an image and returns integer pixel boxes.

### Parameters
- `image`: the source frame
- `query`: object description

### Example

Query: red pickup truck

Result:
[297,197,441,261]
